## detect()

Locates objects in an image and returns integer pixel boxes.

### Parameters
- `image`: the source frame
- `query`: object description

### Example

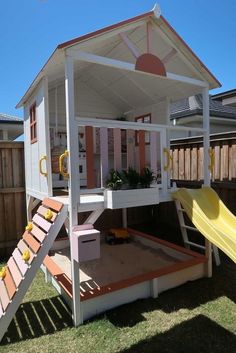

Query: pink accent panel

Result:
[135,53,166,76]
[12,248,28,276]
[100,127,109,186]
[85,126,95,189]
[139,130,146,172]
[7,257,22,287]
[33,214,51,233]
[113,128,122,171]
[150,131,157,174]
[17,240,34,264]
[0,280,10,311]
[127,130,135,168]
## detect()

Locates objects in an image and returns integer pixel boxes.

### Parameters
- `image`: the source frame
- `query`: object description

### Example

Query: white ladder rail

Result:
[175,200,221,266]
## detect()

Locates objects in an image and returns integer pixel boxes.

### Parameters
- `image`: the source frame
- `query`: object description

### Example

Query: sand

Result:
[51,240,187,292]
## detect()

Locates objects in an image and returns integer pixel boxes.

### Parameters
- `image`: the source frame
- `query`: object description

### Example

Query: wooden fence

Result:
[0,142,26,256]
[170,131,236,182]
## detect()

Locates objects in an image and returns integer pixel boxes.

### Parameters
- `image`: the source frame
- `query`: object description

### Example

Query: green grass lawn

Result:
[0,255,235,353]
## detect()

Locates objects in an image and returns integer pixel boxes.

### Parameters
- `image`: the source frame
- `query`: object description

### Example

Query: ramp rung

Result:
[0,198,67,343]
[4,268,16,300]
[0,281,10,312]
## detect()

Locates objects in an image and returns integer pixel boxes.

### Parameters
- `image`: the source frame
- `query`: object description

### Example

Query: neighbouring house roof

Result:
[16,6,220,108]
[0,113,23,123]
[0,113,23,140]
[0,113,23,124]
[170,95,236,120]
[211,89,236,101]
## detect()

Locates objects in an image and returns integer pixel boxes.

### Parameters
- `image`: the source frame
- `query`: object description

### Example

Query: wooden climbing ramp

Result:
[0,198,67,342]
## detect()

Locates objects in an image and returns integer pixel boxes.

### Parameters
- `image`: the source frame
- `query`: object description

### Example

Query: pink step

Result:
[12,248,28,276]
[17,240,34,264]
[7,257,22,287]
[0,281,10,312]
[33,214,51,233]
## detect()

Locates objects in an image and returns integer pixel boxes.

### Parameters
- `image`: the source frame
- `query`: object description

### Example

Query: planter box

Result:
[104,187,159,209]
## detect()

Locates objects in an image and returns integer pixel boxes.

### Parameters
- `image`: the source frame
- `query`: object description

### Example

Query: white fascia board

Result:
[67,50,207,88]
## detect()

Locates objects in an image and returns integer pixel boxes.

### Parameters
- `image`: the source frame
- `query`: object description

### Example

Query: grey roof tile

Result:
[0,113,23,123]
[171,94,236,119]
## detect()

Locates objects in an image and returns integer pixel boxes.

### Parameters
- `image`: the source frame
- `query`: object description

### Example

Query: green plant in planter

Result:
[106,169,124,190]
[122,167,140,189]
[139,167,156,188]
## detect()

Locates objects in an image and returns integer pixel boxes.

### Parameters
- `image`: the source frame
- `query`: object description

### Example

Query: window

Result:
[30,103,37,143]
[135,114,151,145]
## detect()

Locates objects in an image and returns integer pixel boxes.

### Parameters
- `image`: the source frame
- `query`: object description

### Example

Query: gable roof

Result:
[171,95,236,120]
[16,6,221,108]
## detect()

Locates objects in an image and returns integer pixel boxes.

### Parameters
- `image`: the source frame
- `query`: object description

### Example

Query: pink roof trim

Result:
[57,11,154,49]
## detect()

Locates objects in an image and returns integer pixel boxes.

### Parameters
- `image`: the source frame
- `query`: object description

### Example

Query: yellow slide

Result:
[173,187,236,264]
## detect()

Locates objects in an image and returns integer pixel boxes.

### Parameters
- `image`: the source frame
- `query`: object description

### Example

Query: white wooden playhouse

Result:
[16,5,221,326]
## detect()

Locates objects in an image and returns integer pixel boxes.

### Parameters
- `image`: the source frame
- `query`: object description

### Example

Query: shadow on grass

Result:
[118,315,236,353]
[2,296,72,345]
[106,257,236,328]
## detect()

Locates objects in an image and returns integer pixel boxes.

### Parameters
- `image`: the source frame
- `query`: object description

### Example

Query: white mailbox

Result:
[72,224,100,263]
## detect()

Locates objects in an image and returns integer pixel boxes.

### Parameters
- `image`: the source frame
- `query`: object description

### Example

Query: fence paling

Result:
[0,142,26,252]
[170,132,236,182]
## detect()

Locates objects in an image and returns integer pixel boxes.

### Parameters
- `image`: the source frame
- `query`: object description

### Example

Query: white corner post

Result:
[65,53,82,326]
[202,86,211,187]
[202,85,213,276]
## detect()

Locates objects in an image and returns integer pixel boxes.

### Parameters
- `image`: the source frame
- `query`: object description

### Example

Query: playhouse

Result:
[16,5,221,326]
[2,5,234,340]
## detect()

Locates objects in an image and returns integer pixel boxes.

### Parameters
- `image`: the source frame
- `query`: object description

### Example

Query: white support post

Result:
[26,195,34,222]
[166,97,171,189]
[65,54,82,326]
[43,76,53,197]
[202,85,213,275]
[160,128,168,194]
[202,86,211,186]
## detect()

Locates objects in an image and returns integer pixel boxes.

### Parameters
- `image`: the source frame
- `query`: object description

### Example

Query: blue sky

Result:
[1,0,235,118]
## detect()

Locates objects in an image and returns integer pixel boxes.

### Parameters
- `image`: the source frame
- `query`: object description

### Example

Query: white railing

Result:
[75,117,206,196]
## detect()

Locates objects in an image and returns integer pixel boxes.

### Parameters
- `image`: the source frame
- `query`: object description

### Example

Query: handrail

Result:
[163,148,173,171]
[59,150,69,178]
[76,117,206,133]
[39,156,47,177]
